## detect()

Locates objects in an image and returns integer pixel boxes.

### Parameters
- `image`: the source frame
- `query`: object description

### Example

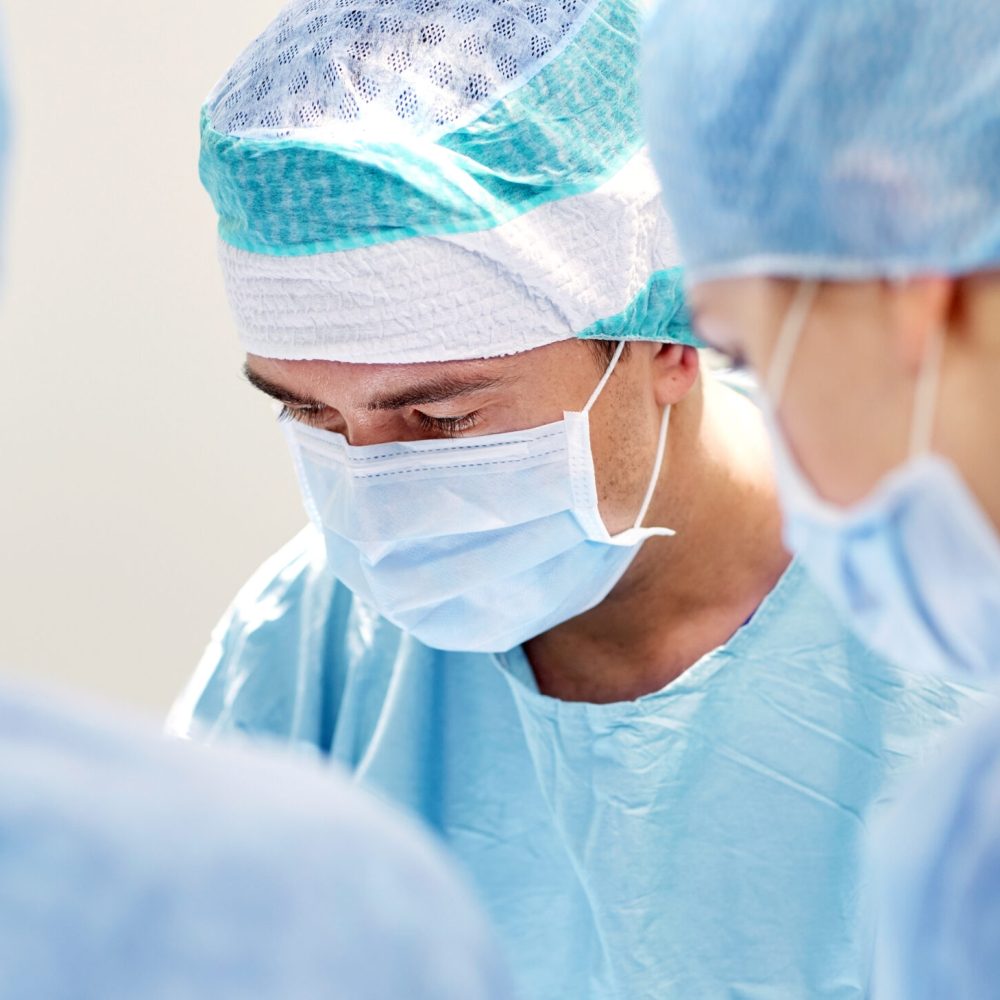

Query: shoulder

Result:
[872,702,1000,1000]
[167,527,406,749]
[0,680,511,999]
[744,559,991,726]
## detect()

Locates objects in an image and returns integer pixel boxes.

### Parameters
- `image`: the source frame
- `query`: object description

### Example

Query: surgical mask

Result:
[285,342,674,653]
[760,280,1000,680]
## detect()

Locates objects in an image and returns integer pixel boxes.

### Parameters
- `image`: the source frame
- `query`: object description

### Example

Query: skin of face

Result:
[687,272,1000,527]
[245,336,790,702]
[246,337,695,537]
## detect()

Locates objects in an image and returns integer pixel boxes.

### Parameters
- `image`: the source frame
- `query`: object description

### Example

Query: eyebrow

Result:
[365,373,512,411]
[243,363,513,412]
[243,364,323,407]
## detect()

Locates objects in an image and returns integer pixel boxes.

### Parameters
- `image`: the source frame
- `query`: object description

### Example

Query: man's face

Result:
[687,276,926,506]
[246,337,673,535]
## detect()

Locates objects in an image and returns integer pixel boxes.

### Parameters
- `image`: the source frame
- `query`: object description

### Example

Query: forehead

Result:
[688,276,769,312]
[248,353,512,394]
[245,338,595,406]
[687,277,786,352]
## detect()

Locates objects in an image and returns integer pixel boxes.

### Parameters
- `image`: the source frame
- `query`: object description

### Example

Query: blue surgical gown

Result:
[0,679,510,1000]
[871,699,1000,1000]
[170,527,989,1000]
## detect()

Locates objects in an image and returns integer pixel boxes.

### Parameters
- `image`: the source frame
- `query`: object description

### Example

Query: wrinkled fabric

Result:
[871,700,1000,1000]
[205,0,646,253]
[0,680,511,1000]
[201,0,695,363]
[641,0,1000,283]
[170,528,987,1000]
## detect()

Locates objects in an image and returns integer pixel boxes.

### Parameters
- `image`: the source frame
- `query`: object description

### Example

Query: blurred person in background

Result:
[643,1,1000,997]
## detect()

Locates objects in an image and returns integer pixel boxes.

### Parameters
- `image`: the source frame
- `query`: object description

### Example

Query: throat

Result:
[524,553,786,704]
[524,379,792,704]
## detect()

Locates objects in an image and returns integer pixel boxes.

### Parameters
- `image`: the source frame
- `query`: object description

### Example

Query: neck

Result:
[525,375,790,703]
[937,278,1000,532]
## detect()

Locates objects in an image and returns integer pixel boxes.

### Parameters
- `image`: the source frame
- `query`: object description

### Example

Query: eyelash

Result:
[277,404,326,426]
[416,411,481,436]
[278,405,480,437]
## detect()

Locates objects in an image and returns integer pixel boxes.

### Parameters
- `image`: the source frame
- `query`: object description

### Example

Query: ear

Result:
[885,276,955,373]
[651,342,700,407]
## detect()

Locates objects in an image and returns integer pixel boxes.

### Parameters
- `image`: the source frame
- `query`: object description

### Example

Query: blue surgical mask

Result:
[761,280,1000,681]
[285,343,674,653]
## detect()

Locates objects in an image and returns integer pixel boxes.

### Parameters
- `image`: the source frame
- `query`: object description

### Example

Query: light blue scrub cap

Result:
[642,0,1000,284]
[201,0,698,363]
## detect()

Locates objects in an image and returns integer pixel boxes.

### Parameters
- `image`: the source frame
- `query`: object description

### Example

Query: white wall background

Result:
[0,2,305,716]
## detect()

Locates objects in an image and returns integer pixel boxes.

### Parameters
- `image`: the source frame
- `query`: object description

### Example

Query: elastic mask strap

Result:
[583,340,628,415]
[765,280,821,404]
[908,327,945,459]
[583,339,675,538]
[633,404,672,531]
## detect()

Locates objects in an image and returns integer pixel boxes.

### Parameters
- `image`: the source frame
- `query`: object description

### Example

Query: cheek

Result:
[691,281,777,370]
[724,301,792,382]
[778,345,914,505]
[588,392,661,530]
[340,410,413,446]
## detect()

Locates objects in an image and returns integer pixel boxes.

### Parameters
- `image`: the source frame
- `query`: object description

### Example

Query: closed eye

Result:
[277,403,329,427]
[415,411,481,437]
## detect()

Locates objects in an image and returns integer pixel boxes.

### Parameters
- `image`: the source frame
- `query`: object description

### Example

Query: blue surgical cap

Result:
[641,0,1000,284]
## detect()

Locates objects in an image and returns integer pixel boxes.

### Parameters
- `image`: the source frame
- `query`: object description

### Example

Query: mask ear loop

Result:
[765,280,821,404]
[582,339,628,414]
[582,339,675,537]
[632,404,672,532]
[908,327,945,459]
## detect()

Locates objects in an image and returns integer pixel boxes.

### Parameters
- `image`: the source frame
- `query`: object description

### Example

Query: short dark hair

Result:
[586,339,630,368]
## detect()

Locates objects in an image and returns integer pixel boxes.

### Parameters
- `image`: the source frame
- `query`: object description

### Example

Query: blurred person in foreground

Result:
[0,25,510,1000]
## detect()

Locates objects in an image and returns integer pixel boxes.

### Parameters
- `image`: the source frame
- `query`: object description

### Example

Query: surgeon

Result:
[641,2,1000,997]
[0,23,509,1000]
[171,0,984,996]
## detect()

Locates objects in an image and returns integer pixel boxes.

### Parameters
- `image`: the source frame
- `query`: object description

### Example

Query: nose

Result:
[340,412,413,447]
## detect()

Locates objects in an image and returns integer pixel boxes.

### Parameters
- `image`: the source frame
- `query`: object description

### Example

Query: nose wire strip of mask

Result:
[765,280,821,404]
[908,327,945,459]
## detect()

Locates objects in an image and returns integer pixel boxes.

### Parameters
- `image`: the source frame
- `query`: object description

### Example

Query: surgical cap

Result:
[200,0,696,363]
[642,0,1000,284]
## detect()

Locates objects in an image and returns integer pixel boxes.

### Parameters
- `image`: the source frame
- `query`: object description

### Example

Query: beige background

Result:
[0,2,306,717]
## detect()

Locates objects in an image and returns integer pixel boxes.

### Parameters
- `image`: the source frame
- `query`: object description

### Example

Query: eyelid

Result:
[415,410,481,437]
[277,403,327,426]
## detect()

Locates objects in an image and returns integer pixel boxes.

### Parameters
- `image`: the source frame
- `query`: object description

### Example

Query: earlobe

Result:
[652,343,700,406]
[888,276,954,373]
